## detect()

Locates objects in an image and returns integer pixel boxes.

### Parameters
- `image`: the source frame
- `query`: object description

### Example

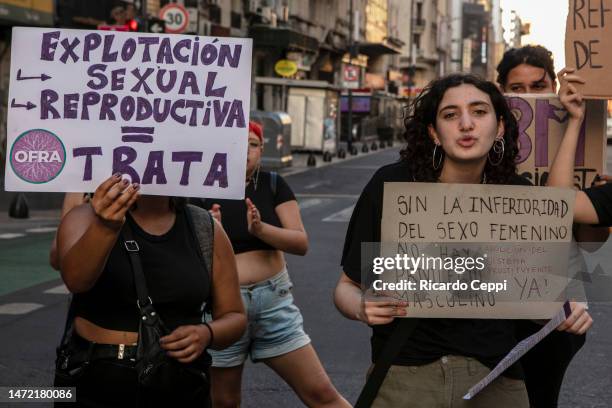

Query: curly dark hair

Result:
[399,73,519,185]
[496,45,555,89]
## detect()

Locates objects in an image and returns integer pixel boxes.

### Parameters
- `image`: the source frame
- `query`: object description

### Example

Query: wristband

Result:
[201,322,214,348]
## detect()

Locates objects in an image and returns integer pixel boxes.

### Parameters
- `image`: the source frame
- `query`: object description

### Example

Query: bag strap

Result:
[270,171,278,197]
[185,204,214,282]
[185,204,215,314]
[121,219,153,311]
[354,319,419,408]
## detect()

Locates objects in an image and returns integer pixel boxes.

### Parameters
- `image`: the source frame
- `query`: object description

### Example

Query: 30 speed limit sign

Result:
[159,3,189,34]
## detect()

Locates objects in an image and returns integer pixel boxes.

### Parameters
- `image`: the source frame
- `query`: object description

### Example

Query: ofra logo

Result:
[10,129,66,184]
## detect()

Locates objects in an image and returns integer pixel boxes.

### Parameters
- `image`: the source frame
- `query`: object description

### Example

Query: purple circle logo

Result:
[10,129,66,184]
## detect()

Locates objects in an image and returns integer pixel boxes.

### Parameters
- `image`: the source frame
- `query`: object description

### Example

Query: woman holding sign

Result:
[496,44,596,408]
[334,73,534,407]
[54,182,246,407]
[195,122,350,408]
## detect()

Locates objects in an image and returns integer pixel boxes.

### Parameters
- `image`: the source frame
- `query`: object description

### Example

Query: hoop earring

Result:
[488,138,504,166]
[253,164,261,190]
[432,144,443,170]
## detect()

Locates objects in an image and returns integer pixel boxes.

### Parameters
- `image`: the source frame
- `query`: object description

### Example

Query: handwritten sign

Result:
[377,183,575,318]
[506,94,606,189]
[4,27,252,199]
[565,0,612,99]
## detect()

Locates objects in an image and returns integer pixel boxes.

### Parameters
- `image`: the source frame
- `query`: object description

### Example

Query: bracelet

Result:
[201,322,214,348]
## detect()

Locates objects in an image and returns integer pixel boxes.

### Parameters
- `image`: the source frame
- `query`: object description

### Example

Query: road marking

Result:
[44,284,69,295]
[304,180,332,189]
[0,302,44,315]
[26,227,57,233]
[0,233,26,239]
[335,165,380,170]
[295,193,358,199]
[298,198,325,210]
[322,205,355,222]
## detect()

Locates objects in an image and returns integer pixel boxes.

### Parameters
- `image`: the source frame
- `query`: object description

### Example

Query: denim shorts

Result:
[207,267,311,367]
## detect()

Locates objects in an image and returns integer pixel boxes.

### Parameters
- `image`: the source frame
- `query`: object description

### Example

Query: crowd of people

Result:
[49,44,612,407]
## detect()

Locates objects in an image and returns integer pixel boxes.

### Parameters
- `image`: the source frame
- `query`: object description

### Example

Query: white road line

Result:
[0,233,26,239]
[0,303,44,315]
[44,284,69,295]
[298,198,325,210]
[26,227,57,233]
[304,180,332,189]
[322,205,355,222]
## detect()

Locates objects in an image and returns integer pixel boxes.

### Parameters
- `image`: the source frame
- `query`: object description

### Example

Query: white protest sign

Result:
[377,183,575,319]
[5,27,252,199]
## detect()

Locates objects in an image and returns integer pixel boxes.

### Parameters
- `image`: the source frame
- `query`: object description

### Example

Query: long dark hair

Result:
[400,73,519,184]
[496,45,555,88]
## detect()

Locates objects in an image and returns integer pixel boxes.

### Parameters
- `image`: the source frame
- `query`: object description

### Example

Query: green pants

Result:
[371,355,529,408]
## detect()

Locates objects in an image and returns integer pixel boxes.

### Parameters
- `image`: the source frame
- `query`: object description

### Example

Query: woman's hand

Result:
[556,302,593,335]
[557,67,586,122]
[358,293,408,325]
[160,324,212,363]
[246,198,263,235]
[91,174,139,230]
[209,203,222,224]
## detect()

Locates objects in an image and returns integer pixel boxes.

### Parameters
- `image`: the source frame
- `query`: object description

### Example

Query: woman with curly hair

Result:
[332,71,610,407]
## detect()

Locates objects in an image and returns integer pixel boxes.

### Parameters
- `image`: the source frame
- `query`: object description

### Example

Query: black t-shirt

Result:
[341,160,533,379]
[584,183,612,226]
[196,171,296,254]
[74,208,210,332]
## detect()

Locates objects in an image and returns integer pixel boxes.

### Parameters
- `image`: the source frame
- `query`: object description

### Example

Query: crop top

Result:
[195,171,296,254]
[73,207,211,332]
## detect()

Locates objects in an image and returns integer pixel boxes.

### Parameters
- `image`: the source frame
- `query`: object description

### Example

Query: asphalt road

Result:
[0,146,611,407]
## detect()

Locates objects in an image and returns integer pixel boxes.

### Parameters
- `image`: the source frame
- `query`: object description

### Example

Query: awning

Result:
[249,25,319,53]
[358,41,402,57]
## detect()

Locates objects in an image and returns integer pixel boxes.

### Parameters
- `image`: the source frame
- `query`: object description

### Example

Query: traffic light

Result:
[128,18,139,31]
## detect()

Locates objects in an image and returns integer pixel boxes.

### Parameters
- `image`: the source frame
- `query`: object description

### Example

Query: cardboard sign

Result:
[565,0,612,99]
[378,183,575,318]
[5,27,252,199]
[506,94,607,189]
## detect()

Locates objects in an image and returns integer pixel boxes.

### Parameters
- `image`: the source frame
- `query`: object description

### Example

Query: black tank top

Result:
[73,207,210,332]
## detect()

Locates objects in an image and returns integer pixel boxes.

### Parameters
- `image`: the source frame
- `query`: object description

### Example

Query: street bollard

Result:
[371,142,378,151]
[323,151,333,162]
[307,152,317,167]
[361,144,369,153]
[337,149,346,159]
[9,193,29,219]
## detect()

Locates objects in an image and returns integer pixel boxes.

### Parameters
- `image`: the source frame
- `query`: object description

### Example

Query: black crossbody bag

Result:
[121,218,211,390]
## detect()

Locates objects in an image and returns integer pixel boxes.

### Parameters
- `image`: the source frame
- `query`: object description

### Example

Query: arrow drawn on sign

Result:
[17,69,51,81]
[11,99,36,110]
[150,23,164,33]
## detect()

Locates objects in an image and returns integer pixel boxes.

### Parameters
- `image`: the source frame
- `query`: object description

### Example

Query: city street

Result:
[1,146,612,407]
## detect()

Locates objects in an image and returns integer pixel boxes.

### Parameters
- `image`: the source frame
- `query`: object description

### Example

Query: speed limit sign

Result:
[159,3,189,34]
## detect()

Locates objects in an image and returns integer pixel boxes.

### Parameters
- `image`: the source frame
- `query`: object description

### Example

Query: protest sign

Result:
[377,183,575,318]
[5,27,252,199]
[565,0,612,99]
[506,94,606,189]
